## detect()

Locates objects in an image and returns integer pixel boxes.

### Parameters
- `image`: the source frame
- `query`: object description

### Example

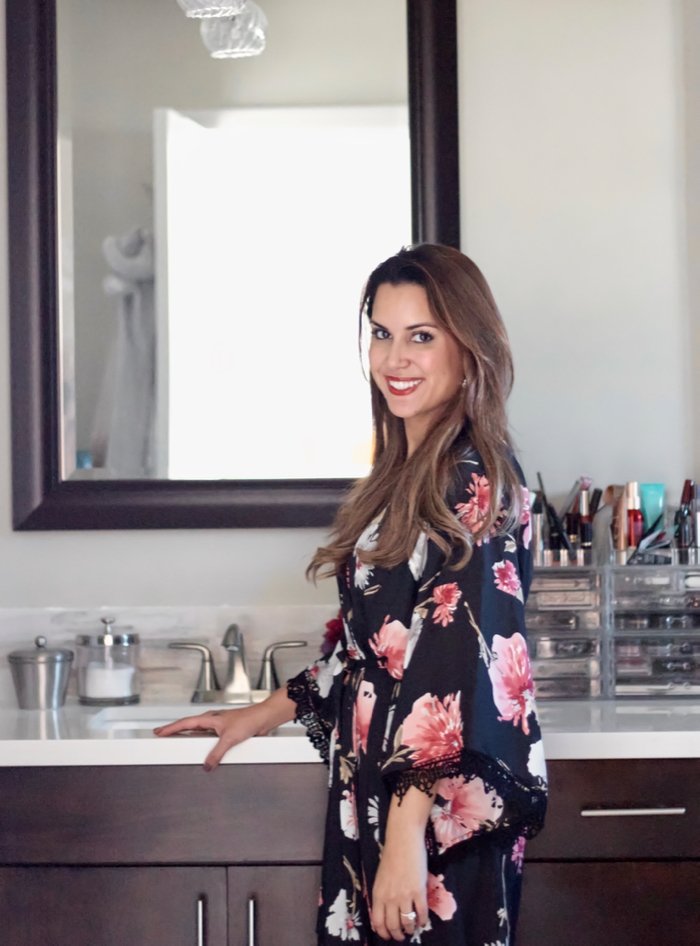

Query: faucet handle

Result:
[169,641,220,703]
[256,640,307,691]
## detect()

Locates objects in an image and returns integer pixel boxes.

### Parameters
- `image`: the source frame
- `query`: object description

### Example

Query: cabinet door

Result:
[228,865,321,946]
[0,866,227,946]
[518,861,700,946]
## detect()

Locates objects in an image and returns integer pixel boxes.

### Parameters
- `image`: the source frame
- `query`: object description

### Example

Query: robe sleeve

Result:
[287,638,347,765]
[379,453,547,850]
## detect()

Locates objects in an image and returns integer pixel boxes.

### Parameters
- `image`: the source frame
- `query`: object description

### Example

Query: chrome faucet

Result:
[256,640,308,692]
[168,642,221,703]
[220,624,251,704]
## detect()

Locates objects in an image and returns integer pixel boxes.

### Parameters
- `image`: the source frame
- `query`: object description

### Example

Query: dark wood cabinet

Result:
[228,865,322,946]
[518,758,700,946]
[0,759,698,945]
[0,764,327,946]
[519,861,700,946]
[0,866,228,946]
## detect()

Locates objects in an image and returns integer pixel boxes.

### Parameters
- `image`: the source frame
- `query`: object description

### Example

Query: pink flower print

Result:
[369,616,409,680]
[401,692,463,765]
[427,872,457,922]
[432,582,462,627]
[492,559,523,601]
[431,775,504,853]
[511,835,526,874]
[455,473,491,536]
[488,632,534,735]
[520,486,531,550]
[339,788,359,840]
[352,679,376,755]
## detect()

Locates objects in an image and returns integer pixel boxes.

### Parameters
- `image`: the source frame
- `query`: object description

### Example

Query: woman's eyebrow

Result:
[370,320,439,331]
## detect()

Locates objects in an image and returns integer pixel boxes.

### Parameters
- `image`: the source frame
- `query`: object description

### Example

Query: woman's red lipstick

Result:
[385,376,423,396]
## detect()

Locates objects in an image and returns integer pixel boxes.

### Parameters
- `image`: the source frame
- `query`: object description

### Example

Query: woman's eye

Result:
[413,331,434,343]
[370,326,390,340]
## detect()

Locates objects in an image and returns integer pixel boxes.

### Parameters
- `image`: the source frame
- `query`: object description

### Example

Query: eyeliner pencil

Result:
[537,472,574,554]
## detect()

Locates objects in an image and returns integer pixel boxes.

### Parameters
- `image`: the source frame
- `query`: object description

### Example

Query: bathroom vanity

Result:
[0,701,699,945]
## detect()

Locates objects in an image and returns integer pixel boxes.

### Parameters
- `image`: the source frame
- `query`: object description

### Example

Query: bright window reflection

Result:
[155,106,410,479]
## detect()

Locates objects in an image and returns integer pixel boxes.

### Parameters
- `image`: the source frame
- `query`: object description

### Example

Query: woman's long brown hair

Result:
[307,243,523,580]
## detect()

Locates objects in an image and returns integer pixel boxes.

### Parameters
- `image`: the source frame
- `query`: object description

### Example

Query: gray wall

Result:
[1,0,699,608]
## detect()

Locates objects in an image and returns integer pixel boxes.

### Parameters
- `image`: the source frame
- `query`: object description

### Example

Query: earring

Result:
[461,377,468,388]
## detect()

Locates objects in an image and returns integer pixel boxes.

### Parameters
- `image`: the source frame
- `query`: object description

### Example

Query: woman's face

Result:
[368,282,464,454]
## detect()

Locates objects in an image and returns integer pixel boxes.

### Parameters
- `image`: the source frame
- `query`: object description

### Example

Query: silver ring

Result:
[400,911,417,922]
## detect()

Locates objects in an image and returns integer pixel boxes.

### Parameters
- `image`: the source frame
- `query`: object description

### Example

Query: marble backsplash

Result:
[0,604,338,708]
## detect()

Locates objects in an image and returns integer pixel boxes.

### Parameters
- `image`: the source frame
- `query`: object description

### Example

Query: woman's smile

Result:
[385,376,424,396]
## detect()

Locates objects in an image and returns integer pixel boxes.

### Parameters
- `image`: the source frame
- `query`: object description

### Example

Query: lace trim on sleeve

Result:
[286,671,332,765]
[388,754,462,801]
[388,750,547,845]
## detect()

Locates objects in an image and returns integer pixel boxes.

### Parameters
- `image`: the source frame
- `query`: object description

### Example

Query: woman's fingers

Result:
[153,712,222,737]
[414,895,429,931]
[371,903,406,942]
[413,896,428,929]
[372,896,429,942]
[399,902,417,938]
[154,707,259,771]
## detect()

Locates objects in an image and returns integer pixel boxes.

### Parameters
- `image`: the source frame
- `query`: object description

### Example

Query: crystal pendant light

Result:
[176,0,247,18]
[200,2,267,59]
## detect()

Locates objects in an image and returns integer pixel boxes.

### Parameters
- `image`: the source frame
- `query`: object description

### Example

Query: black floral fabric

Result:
[288,449,547,945]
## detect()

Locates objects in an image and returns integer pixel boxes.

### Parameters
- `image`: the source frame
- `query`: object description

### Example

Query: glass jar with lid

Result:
[75,617,140,705]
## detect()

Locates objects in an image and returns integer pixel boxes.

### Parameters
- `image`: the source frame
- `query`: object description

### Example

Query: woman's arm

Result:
[371,787,432,941]
[153,686,297,771]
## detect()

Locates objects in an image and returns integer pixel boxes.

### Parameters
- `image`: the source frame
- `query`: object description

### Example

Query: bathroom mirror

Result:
[7,0,459,529]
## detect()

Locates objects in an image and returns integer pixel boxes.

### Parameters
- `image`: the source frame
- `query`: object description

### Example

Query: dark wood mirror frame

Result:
[7,0,460,530]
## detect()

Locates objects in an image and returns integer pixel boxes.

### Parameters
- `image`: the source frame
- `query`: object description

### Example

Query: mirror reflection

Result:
[57,0,409,481]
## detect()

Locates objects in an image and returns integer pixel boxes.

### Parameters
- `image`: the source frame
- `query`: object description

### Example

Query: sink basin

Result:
[88,703,303,736]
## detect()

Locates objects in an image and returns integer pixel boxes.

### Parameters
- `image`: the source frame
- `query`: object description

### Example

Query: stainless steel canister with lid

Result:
[8,636,74,709]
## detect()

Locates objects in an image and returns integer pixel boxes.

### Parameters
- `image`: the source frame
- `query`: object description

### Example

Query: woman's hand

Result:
[153,687,297,771]
[371,789,431,941]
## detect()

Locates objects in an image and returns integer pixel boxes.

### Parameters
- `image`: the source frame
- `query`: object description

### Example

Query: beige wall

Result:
[1,0,699,608]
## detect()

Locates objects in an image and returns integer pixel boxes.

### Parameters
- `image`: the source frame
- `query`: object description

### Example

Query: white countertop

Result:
[1,698,700,766]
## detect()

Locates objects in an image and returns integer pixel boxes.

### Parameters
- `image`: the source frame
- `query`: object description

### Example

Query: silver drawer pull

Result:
[197,895,206,946]
[580,806,686,817]
[247,895,256,946]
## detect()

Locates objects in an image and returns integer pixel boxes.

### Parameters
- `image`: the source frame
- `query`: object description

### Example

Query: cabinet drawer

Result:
[519,861,700,946]
[526,759,700,859]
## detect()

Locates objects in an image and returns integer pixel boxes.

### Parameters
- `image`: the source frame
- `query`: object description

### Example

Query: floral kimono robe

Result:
[287,449,547,946]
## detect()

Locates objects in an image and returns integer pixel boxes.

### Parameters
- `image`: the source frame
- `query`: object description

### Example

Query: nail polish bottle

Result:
[626,481,643,550]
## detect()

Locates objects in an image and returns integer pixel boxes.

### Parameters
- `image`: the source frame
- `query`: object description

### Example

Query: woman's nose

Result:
[385,338,410,368]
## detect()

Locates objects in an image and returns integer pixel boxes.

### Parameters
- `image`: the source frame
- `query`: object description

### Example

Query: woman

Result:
[156,244,547,945]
